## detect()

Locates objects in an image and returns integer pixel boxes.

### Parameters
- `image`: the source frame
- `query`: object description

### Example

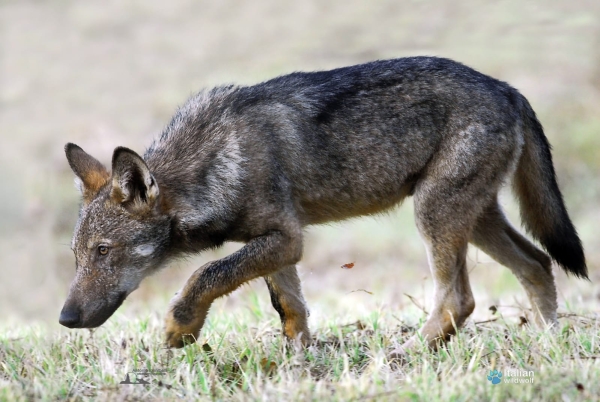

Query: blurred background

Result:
[1,0,599,329]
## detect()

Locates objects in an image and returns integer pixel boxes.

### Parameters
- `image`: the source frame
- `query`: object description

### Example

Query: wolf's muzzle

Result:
[59,305,82,328]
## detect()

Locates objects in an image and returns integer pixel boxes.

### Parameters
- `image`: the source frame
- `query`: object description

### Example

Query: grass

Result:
[1,297,598,401]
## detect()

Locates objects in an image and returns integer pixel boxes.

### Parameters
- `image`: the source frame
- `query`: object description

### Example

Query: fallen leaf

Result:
[341,262,355,269]
[576,383,584,392]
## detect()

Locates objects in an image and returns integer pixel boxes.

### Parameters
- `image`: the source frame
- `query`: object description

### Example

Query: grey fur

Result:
[60,57,586,352]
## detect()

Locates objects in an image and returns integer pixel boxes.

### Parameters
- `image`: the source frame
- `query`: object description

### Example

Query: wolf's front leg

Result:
[265,265,311,345]
[165,228,303,348]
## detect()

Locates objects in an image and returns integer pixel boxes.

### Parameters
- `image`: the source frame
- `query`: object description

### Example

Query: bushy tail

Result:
[513,96,587,278]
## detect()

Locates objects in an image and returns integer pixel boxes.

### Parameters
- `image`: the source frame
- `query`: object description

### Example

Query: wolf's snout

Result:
[59,305,81,328]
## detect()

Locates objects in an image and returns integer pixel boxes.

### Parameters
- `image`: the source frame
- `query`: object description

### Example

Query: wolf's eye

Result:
[98,245,109,256]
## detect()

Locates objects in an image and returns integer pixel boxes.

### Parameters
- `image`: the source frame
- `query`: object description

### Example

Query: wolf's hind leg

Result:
[400,124,519,352]
[407,231,475,350]
[265,265,311,345]
[389,197,480,360]
[399,183,481,351]
[471,202,557,326]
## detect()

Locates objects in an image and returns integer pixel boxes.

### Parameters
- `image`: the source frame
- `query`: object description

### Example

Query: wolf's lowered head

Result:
[59,143,172,328]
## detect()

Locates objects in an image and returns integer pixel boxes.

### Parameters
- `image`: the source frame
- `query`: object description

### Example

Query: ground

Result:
[1,294,599,400]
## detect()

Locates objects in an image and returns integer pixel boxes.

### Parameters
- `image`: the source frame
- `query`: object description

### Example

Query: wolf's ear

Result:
[110,147,159,212]
[65,143,110,203]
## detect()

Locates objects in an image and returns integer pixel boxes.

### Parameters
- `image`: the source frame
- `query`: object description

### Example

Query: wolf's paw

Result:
[387,348,409,368]
[164,319,200,348]
[164,295,207,348]
[387,336,426,368]
[487,370,503,385]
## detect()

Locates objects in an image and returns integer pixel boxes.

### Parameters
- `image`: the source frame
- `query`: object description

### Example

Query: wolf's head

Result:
[59,143,171,328]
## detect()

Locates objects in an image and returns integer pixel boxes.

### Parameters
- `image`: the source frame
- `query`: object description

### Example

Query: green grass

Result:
[1,300,598,401]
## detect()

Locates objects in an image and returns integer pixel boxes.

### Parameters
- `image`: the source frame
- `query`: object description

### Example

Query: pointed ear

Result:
[65,143,110,203]
[110,147,159,212]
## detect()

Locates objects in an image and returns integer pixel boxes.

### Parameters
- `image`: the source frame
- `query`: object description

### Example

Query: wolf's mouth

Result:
[81,291,128,328]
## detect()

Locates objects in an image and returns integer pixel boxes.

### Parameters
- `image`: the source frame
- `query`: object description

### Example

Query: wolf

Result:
[60,56,587,353]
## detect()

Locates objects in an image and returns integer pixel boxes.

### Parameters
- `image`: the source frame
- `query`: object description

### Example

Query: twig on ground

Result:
[348,289,373,295]
[474,318,498,325]
[404,293,428,315]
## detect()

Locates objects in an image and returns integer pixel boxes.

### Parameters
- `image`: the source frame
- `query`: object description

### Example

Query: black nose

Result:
[59,306,81,328]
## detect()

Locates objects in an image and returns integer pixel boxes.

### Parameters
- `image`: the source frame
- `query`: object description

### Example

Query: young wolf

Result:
[60,57,587,352]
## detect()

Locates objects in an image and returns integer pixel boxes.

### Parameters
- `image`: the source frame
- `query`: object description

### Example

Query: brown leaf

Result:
[519,316,528,326]
[341,262,355,269]
[489,305,498,314]
[576,383,584,392]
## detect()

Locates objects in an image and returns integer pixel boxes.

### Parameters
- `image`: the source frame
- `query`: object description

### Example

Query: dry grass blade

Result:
[404,293,429,315]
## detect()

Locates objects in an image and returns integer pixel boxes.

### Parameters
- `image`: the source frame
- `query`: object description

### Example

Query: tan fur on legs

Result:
[409,241,475,349]
[164,227,303,348]
[390,241,474,364]
[471,202,558,326]
[265,265,311,345]
[395,123,517,354]
[164,295,209,348]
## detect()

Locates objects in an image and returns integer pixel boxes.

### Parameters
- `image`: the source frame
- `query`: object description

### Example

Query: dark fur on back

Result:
[146,57,519,231]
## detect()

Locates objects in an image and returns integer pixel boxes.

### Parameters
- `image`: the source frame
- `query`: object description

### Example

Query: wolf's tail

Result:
[512,96,587,278]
